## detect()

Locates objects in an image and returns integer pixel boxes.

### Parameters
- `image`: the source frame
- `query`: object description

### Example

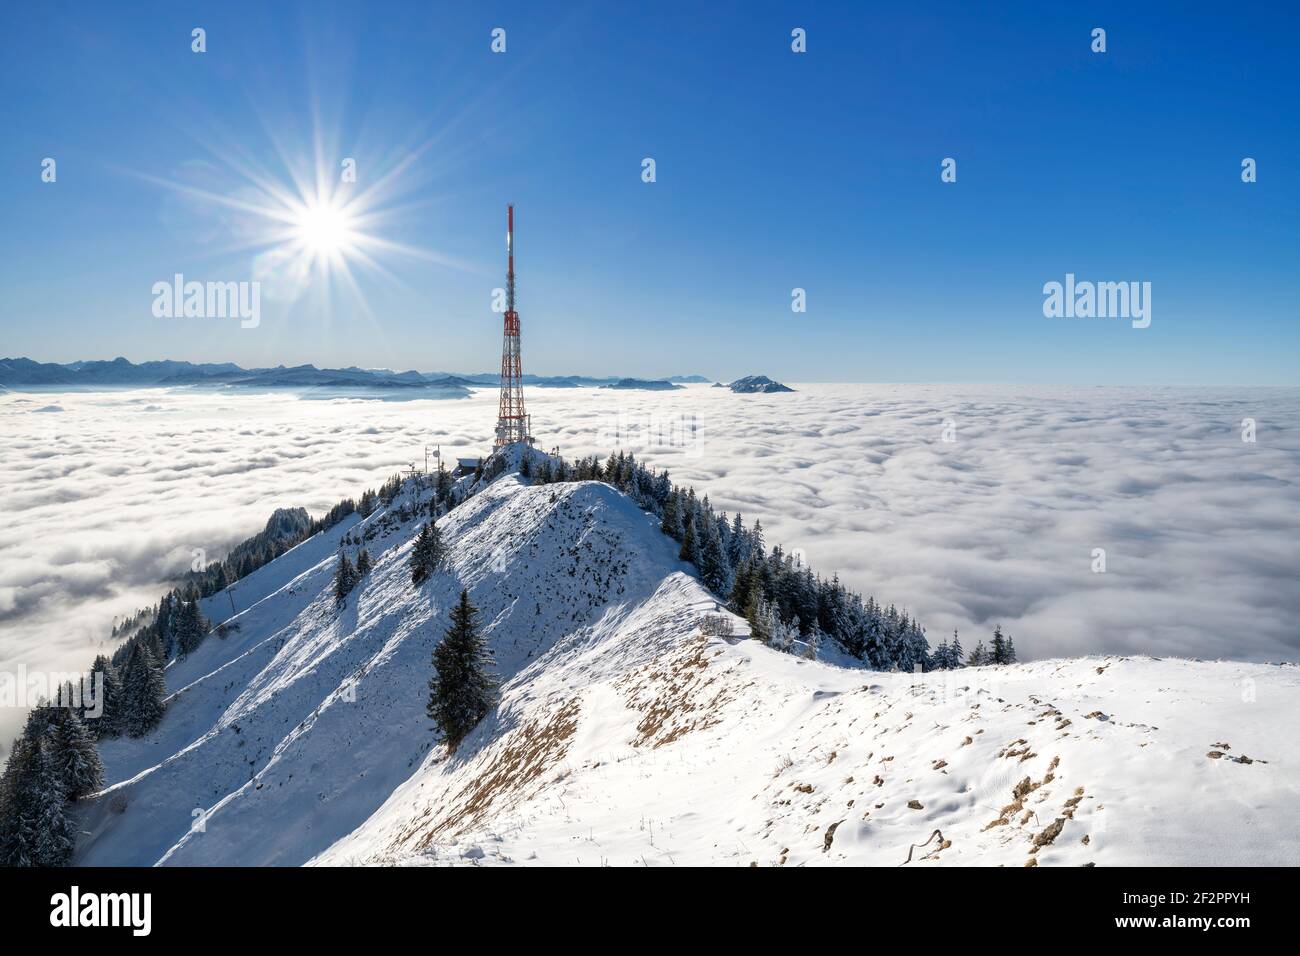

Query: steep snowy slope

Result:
[76,471,703,865]
[316,640,1299,866]
[75,465,1300,867]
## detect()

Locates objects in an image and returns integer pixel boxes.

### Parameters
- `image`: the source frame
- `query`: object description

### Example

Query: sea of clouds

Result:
[2,382,1298,752]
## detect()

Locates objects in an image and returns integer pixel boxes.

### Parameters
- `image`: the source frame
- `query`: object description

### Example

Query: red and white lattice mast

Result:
[495,203,532,447]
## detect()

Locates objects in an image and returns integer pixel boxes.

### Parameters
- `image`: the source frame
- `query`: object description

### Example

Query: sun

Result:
[294,198,356,258]
[143,114,466,318]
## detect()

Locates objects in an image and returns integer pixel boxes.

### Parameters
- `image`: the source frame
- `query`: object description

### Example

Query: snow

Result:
[72,464,1300,866]
[318,643,1300,867]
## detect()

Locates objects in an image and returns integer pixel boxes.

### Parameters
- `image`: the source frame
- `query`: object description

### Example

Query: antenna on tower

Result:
[495,203,533,447]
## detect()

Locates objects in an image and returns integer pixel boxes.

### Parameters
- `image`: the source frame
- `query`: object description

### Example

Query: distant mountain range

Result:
[0,358,712,394]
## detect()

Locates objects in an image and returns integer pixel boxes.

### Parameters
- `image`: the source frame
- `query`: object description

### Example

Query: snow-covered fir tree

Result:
[173,597,209,656]
[0,733,40,865]
[84,654,124,739]
[333,551,358,604]
[30,732,76,866]
[697,516,730,595]
[410,519,443,585]
[726,512,748,569]
[659,490,681,539]
[0,702,106,866]
[991,625,1009,665]
[435,461,454,502]
[770,612,800,653]
[678,512,698,565]
[153,594,175,658]
[332,548,358,600]
[48,707,103,799]
[746,595,777,645]
[804,625,824,660]
[931,638,951,669]
[120,640,167,737]
[929,631,969,670]
[427,589,497,750]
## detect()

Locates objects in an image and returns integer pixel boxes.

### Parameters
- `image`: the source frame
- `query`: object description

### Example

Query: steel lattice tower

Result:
[495,204,532,447]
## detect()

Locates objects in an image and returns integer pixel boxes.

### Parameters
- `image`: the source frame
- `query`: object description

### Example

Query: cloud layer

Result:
[2,383,1297,749]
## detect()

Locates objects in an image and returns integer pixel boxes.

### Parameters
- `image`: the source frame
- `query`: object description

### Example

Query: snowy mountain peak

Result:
[75,468,706,865]
[70,468,1300,867]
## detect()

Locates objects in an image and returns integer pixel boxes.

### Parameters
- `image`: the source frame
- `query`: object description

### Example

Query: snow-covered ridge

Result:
[75,468,702,865]
[73,465,1300,866]
[319,648,1299,867]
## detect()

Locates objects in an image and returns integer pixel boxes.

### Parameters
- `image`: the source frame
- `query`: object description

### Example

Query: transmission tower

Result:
[495,203,532,447]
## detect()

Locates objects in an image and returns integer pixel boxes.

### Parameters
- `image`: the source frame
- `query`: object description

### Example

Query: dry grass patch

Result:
[405,696,581,850]
[616,636,735,749]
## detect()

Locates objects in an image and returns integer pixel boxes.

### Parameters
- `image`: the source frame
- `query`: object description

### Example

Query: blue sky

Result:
[1,1,1296,383]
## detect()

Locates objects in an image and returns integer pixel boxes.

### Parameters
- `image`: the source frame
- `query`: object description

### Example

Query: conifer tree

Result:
[143,625,166,665]
[968,640,988,667]
[434,461,451,500]
[727,512,747,567]
[661,492,681,540]
[410,520,443,585]
[356,549,373,576]
[746,595,776,645]
[678,512,697,565]
[727,557,755,615]
[0,706,86,867]
[901,620,930,672]
[932,639,950,670]
[803,626,823,661]
[698,517,730,595]
[334,552,357,603]
[427,590,497,750]
[0,733,74,867]
[154,595,176,658]
[30,732,75,865]
[85,654,124,738]
[120,640,167,737]
[0,734,38,865]
[48,707,103,799]
[840,605,868,660]
[174,598,209,656]
[359,488,377,517]
[990,625,1008,665]
[764,611,785,652]
[775,614,800,653]
[949,630,964,668]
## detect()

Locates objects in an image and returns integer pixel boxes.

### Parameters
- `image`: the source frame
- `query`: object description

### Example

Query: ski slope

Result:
[74,464,1300,866]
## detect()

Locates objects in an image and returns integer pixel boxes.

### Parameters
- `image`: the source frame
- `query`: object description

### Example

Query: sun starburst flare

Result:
[140,118,472,328]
